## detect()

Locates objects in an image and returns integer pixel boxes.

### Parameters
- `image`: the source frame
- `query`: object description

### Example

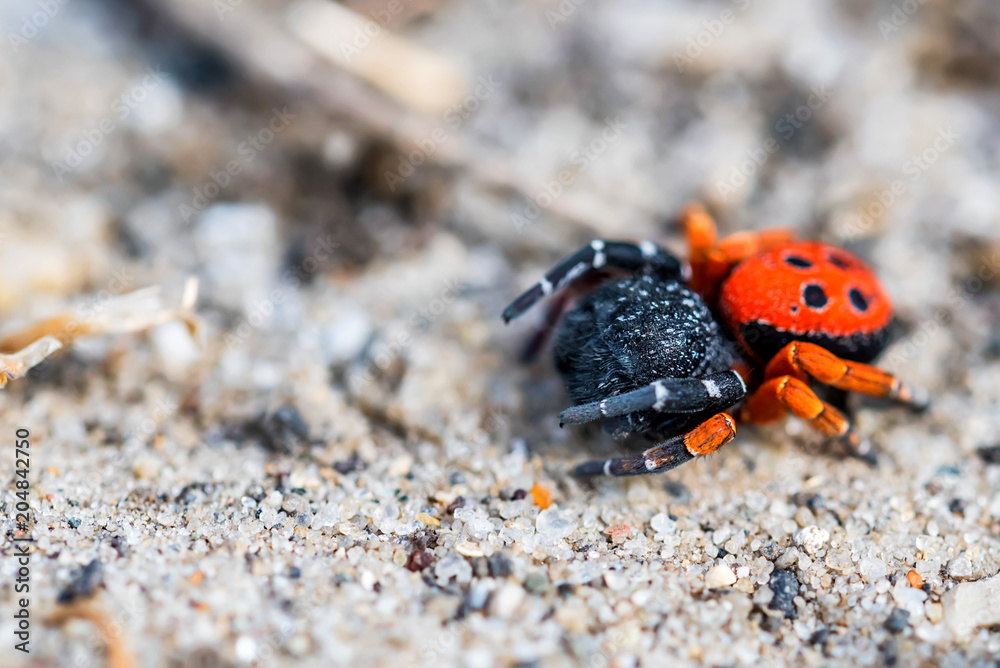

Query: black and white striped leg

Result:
[559,370,746,426]
[502,240,684,323]
[575,413,737,477]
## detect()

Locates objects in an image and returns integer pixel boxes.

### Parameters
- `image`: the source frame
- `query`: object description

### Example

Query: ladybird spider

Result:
[502,204,929,477]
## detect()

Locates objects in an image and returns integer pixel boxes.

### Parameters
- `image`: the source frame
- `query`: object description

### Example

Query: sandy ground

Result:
[2,0,1000,666]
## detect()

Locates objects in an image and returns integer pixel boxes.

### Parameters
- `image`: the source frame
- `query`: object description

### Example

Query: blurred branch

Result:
[141,0,607,239]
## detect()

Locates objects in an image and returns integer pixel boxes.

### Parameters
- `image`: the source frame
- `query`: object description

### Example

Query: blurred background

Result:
[2,0,1000,666]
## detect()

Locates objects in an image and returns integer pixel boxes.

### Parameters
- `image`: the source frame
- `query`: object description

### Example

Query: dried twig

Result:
[139,0,614,239]
[45,599,136,668]
[0,278,199,386]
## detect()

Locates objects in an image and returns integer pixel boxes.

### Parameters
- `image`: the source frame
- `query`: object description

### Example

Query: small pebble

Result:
[406,550,434,572]
[58,560,103,603]
[976,444,1000,464]
[943,574,1000,637]
[824,548,854,574]
[885,608,910,633]
[492,583,525,618]
[793,526,830,555]
[416,512,440,527]
[488,552,513,578]
[604,570,627,591]
[524,572,551,594]
[768,568,800,619]
[907,570,924,589]
[705,564,737,588]
[663,480,691,503]
[947,555,973,580]
[456,541,484,558]
[530,483,552,510]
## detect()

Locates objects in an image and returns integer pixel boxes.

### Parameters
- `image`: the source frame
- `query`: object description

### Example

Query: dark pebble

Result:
[791,492,824,511]
[809,627,829,645]
[523,572,550,593]
[977,444,1000,465]
[449,472,466,485]
[109,535,130,559]
[68,518,81,529]
[768,568,800,619]
[759,613,783,633]
[663,480,691,503]
[471,557,489,578]
[948,498,966,516]
[512,489,527,501]
[289,567,302,579]
[884,608,910,633]
[488,552,513,578]
[446,496,466,515]
[333,456,365,474]
[407,550,434,572]
[58,559,103,604]
[246,405,311,454]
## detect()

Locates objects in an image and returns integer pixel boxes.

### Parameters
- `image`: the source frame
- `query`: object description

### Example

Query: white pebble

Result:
[947,555,973,580]
[943,574,1000,638]
[793,526,830,555]
[492,583,525,618]
[706,564,737,588]
[535,508,577,540]
[859,556,888,583]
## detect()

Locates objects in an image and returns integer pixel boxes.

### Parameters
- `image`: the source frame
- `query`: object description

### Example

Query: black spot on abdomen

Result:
[827,253,852,270]
[849,287,870,312]
[784,255,813,269]
[803,284,828,309]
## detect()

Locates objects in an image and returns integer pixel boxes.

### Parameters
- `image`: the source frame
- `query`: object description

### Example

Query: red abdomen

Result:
[718,242,893,364]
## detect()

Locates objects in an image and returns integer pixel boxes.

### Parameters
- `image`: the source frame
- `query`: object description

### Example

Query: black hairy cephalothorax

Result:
[502,240,748,476]
[553,274,739,439]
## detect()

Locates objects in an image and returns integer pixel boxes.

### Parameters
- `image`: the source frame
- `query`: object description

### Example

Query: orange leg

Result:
[763,342,929,410]
[741,375,873,461]
[681,203,795,300]
[574,413,737,477]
